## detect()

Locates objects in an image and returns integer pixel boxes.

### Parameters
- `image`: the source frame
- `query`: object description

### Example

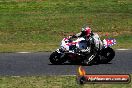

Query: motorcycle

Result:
[49,33,116,65]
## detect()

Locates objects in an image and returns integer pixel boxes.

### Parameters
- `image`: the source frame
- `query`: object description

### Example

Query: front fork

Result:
[56,49,66,59]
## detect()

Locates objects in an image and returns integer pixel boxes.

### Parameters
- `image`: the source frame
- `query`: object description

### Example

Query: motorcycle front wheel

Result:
[49,51,66,64]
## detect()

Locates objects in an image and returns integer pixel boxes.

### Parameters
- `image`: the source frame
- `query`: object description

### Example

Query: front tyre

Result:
[100,47,115,64]
[49,51,65,64]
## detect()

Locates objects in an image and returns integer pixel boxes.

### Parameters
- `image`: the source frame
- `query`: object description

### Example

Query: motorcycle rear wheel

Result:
[99,47,115,64]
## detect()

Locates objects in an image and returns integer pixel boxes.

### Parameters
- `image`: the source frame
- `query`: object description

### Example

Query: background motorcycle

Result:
[49,33,116,65]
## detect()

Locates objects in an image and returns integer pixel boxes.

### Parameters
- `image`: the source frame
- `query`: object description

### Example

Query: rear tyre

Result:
[99,47,115,64]
[49,51,66,64]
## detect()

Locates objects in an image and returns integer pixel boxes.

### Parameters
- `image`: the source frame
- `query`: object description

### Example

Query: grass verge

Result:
[0,33,132,52]
[0,0,131,52]
[0,75,131,88]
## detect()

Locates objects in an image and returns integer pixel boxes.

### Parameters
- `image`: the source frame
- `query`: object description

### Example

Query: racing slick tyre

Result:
[99,47,115,64]
[49,51,66,64]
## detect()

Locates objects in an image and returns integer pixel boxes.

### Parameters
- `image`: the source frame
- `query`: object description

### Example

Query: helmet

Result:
[81,26,91,36]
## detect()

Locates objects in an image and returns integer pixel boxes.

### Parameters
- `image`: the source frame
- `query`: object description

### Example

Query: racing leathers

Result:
[71,31,103,53]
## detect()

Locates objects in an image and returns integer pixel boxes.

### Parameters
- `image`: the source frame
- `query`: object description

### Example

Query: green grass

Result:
[0,76,132,88]
[0,0,131,52]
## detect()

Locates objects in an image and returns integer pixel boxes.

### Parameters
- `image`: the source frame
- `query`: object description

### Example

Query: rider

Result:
[70,25,102,53]
[71,26,92,39]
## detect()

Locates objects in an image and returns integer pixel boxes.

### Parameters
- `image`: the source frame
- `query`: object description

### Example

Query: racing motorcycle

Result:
[49,33,116,65]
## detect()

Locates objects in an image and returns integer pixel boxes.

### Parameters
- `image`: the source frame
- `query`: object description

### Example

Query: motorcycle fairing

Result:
[61,37,87,51]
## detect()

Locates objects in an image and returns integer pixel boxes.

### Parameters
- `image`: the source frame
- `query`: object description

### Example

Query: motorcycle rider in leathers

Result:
[70,26,102,53]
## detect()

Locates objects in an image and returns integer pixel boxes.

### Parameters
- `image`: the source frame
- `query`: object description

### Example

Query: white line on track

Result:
[17,52,31,54]
[116,49,130,50]
[11,76,21,77]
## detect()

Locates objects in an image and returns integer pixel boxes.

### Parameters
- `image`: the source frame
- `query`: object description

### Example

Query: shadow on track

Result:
[48,62,112,66]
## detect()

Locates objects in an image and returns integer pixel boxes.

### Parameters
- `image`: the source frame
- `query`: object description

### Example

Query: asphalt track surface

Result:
[0,50,132,76]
